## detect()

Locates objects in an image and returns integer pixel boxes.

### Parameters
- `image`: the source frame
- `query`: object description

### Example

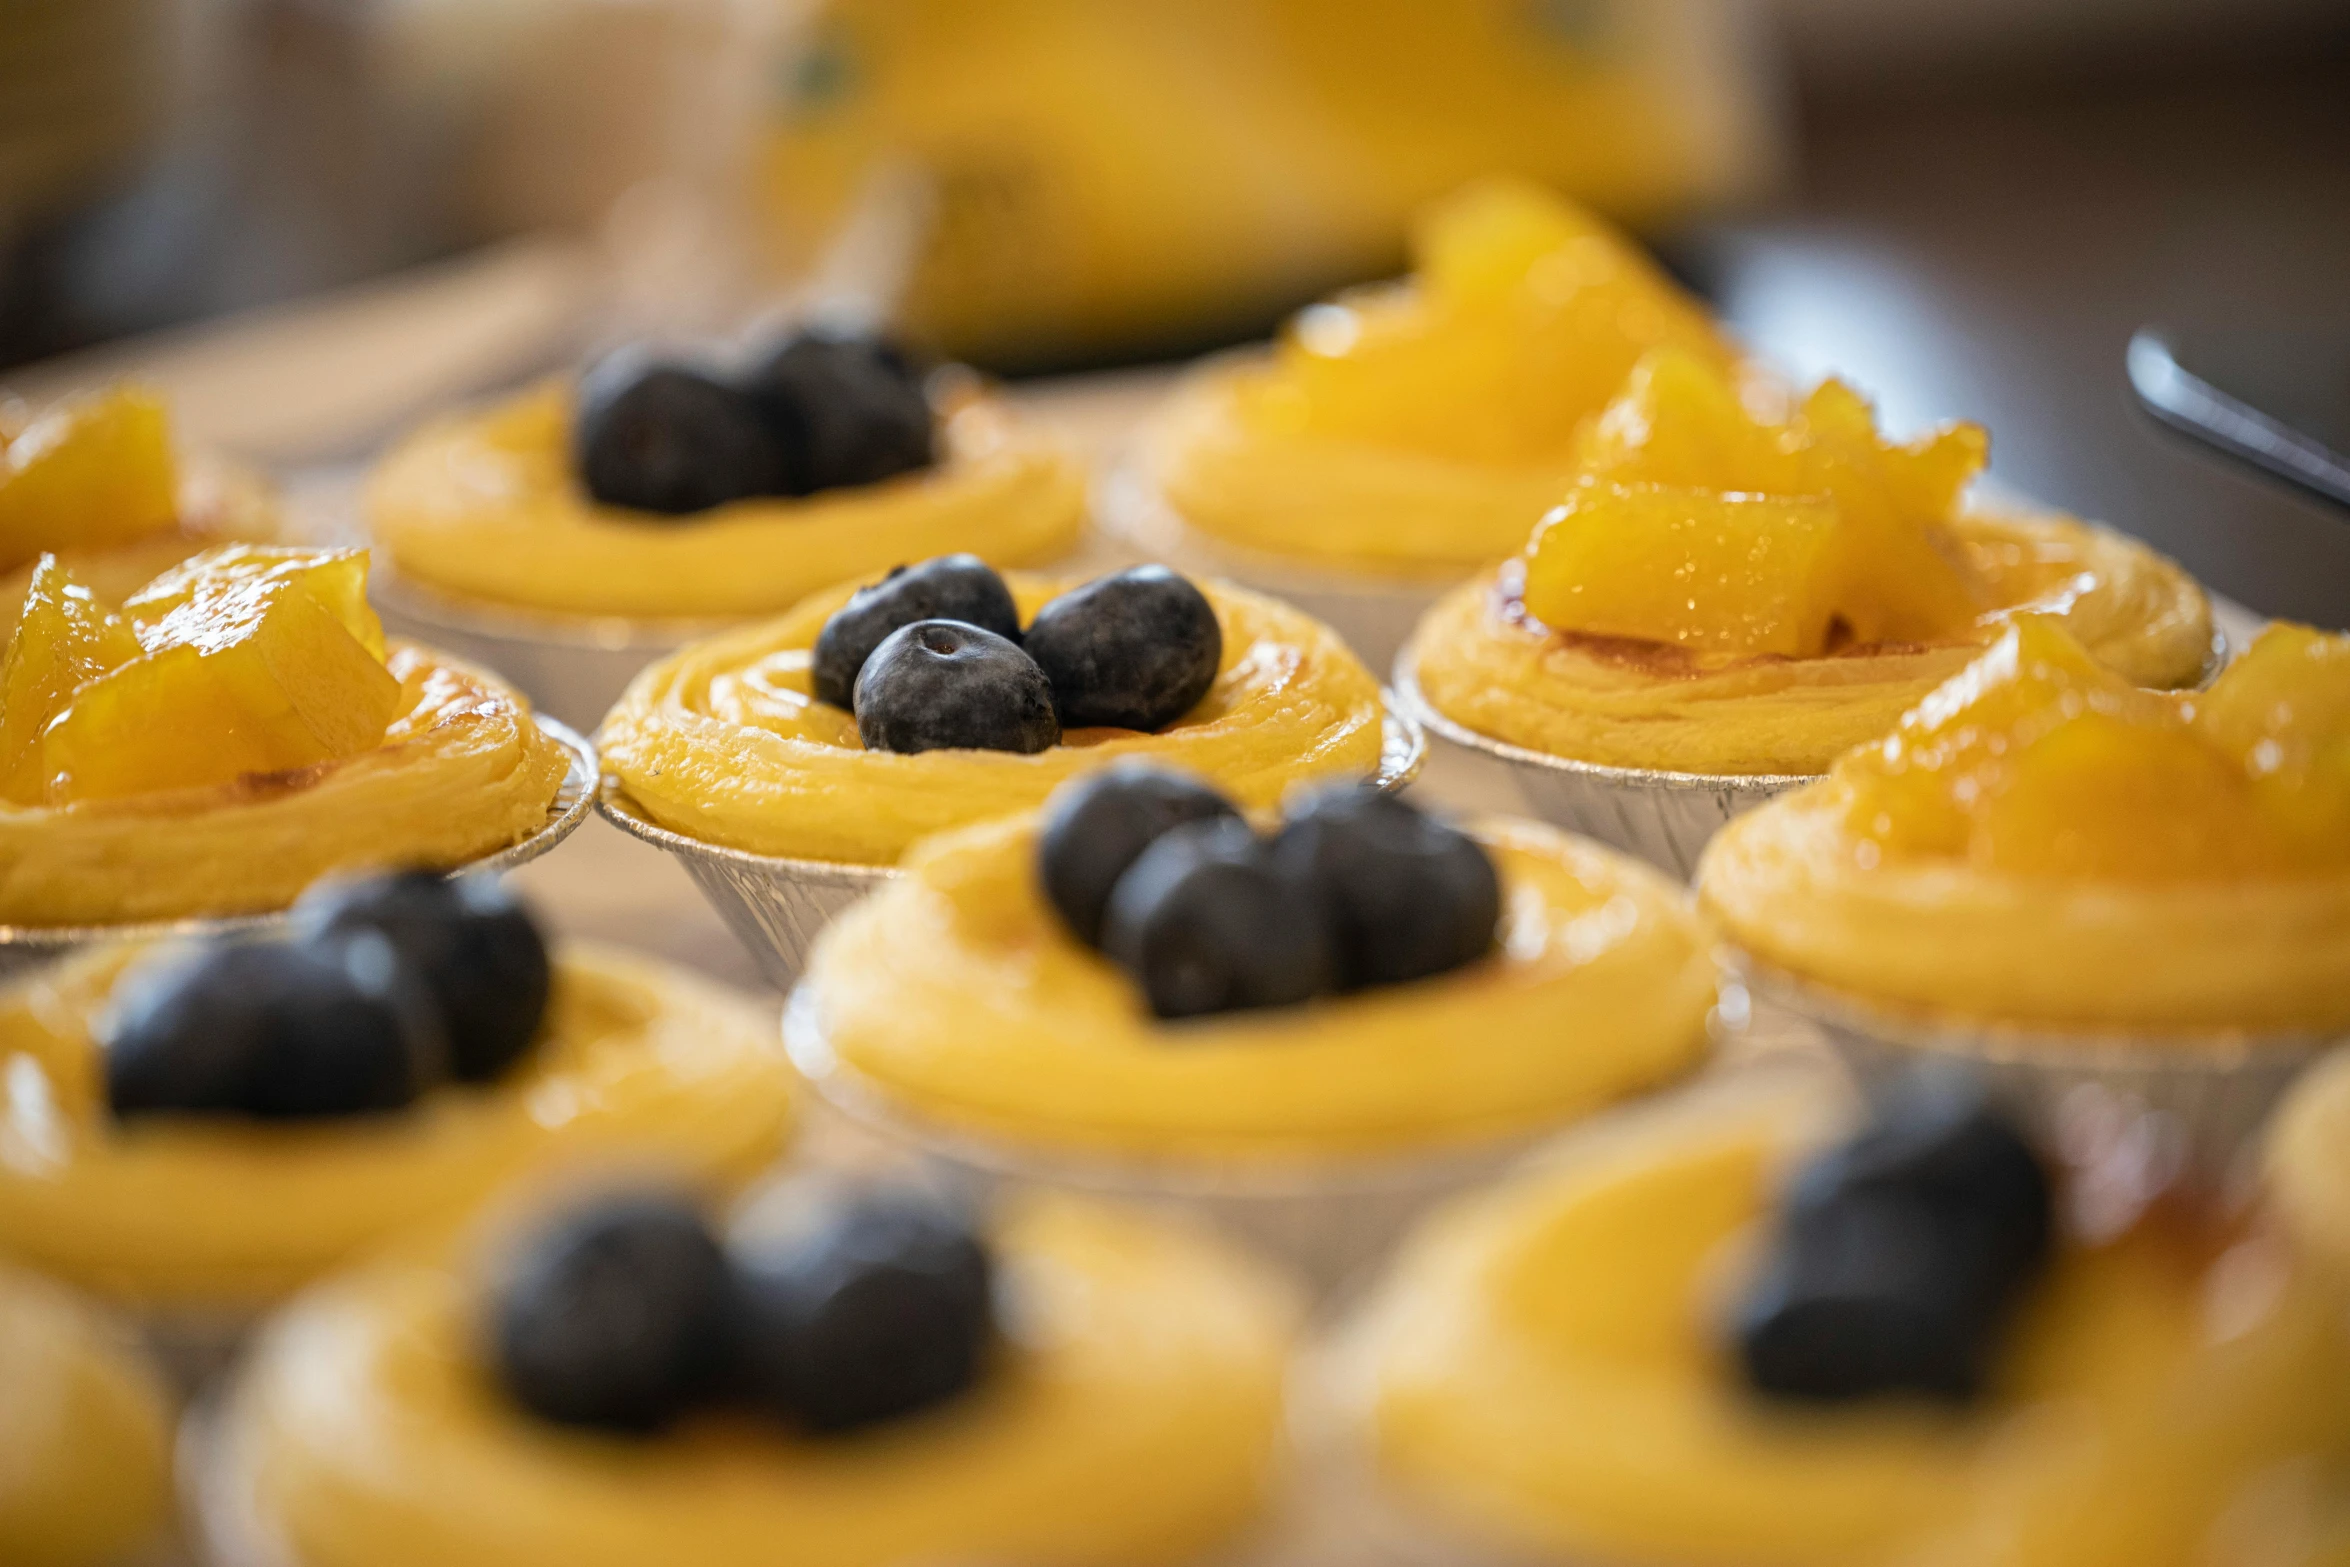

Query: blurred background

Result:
[2,0,2346,620]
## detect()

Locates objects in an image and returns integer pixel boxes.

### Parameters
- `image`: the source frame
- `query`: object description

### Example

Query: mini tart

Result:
[1140,360,1584,577]
[208,1191,1297,1567]
[0,642,571,927]
[1407,507,2214,777]
[366,382,1086,621]
[1328,1078,2350,1567]
[0,943,795,1309]
[794,812,1714,1161]
[600,572,1388,866]
[1696,771,2350,1036]
[0,1262,174,1567]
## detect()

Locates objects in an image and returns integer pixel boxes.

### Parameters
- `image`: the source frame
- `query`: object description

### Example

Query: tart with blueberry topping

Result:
[598,555,1393,867]
[365,326,1084,623]
[1324,1068,2350,1567]
[0,873,795,1311]
[199,1176,1299,1567]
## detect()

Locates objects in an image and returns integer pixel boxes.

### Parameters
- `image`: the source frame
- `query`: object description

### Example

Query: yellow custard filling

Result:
[0,944,795,1308]
[2268,1052,2350,1287]
[1340,1083,2350,1567]
[367,383,1086,620]
[1145,179,1735,574]
[1699,621,2350,1033]
[798,812,1714,1160]
[0,1263,174,1567]
[216,1192,1297,1567]
[601,572,1386,865]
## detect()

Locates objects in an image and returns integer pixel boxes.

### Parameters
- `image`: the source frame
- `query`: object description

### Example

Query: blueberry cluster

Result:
[814,556,1224,756]
[492,1182,994,1437]
[1037,765,1502,1020]
[1732,1071,2053,1403]
[104,872,550,1120]
[574,326,935,516]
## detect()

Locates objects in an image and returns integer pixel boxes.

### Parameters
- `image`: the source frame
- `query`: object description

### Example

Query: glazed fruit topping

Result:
[1037,766,1498,1020]
[102,872,552,1121]
[0,386,179,573]
[731,1185,994,1433]
[1732,1071,2053,1404]
[1,545,402,807]
[746,326,936,496]
[1037,763,1240,948]
[1839,617,2350,879]
[1519,348,1991,658]
[487,1182,995,1437]
[493,1193,736,1433]
[573,326,934,517]
[105,932,445,1120]
[1271,784,1502,991]
[854,620,1061,756]
[1103,815,1336,1019]
[293,870,552,1083]
[811,554,1022,710]
[1021,565,1223,733]
[814,559,1225,755]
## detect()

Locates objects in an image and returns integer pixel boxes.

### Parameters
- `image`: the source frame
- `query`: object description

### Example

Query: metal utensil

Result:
[2129,330,2350,515]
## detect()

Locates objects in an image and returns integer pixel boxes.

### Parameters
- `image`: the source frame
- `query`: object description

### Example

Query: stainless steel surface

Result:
[1390,654,1813,882]
[0,717,598,983]
[1098,466,1463,675]
[782,989,1539,1301]
[373,570,717,733]
[599,697,1429,990]
[1736,956,2335,1189]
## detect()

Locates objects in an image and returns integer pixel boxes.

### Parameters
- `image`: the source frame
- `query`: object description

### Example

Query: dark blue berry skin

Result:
[731,1186,994,1433]
[104,934,446,1121]
[853,620,1060,756]
[573,352,791,516]
[745,327,935,497]
[1271,785,1500,991]
[812,556,1022,710]
[294,871,550,1084]
[491,1194,735,1435]
[1733,1072,2053,1405]
[1022,567,1222,732]
[1036,765,1240,950]
[1100,816,1335,1019]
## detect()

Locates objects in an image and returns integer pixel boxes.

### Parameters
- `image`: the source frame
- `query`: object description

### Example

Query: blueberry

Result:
[1036,765,1241,949]
[730,1185,993,1433]
[491,1193,734,1434]
[1732,1071,2054,1405]
[574,350,790,516]
[104,934,445,1120]
[1022,567,1222,732]
[745,326,934,497]
[1271,785,1500,990]
[811,556,1022,710]
[1733,1189,1997,1402]
[853,620,1060,755]
[1100,816,1335,1019]
[294,871,551,1084]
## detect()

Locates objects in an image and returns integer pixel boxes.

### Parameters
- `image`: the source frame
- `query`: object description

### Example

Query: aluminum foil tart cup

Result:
[1098,466,1464,675]
[372,568,723,734]
[1390,653,1812,882]
[0,718,598,988]
[597,697,1430,992]
[783,988,1544,1304]
[1732,954,2337,1193]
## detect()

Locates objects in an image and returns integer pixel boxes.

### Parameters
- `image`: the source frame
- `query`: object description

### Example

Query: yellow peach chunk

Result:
[126,544,386,659]
[40,554,399,804]
[1576,349,1794,492]
[0,389,178,574]
[1414,176,1609,305]
[0,558,142,804]
[1523,482,1846,658]
[2192,622,2350,858]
